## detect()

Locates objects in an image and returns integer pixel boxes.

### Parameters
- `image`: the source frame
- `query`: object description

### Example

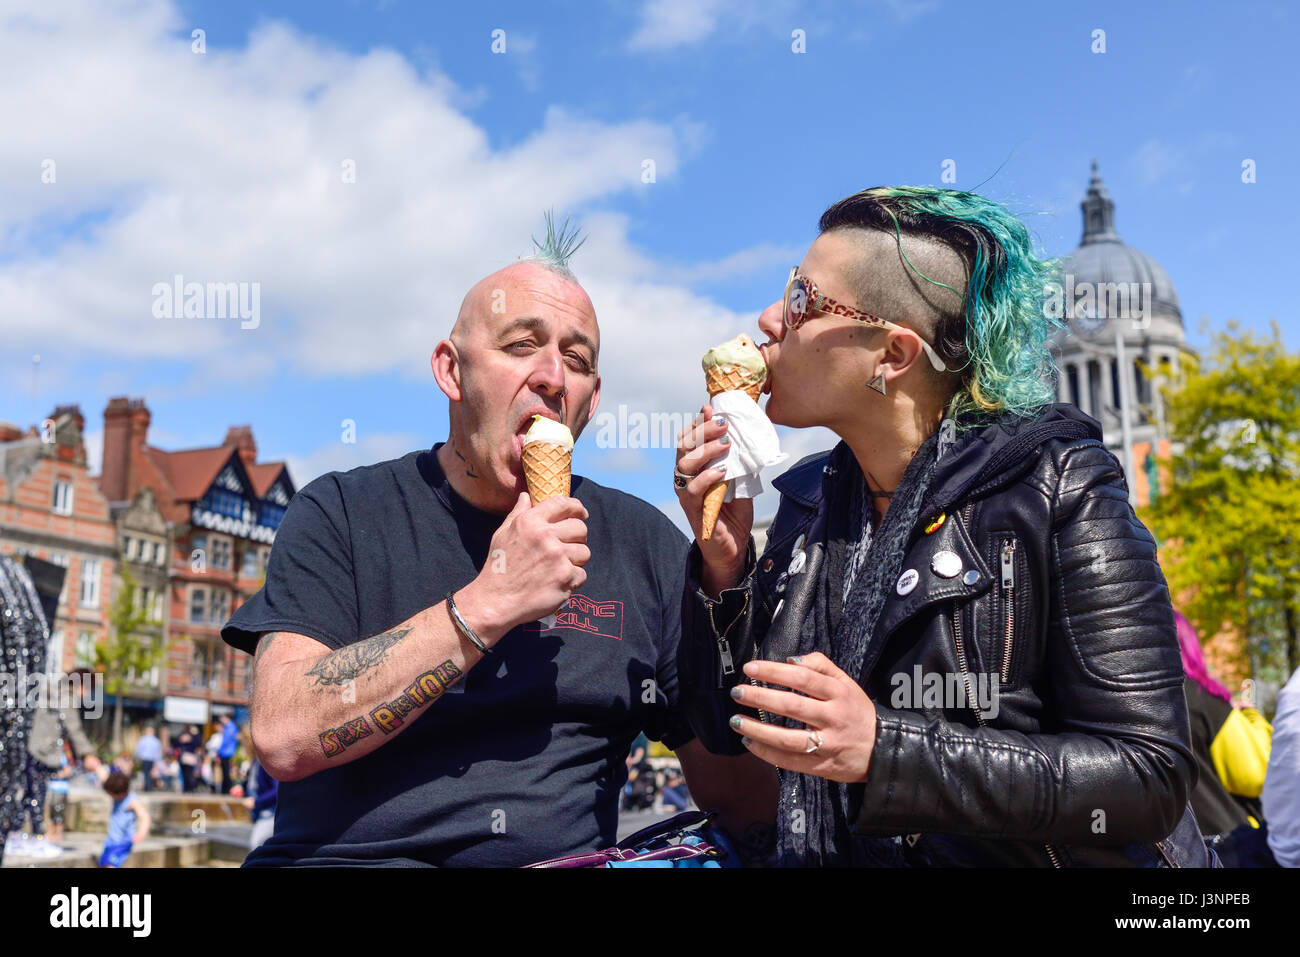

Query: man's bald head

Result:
[449,261,598,356]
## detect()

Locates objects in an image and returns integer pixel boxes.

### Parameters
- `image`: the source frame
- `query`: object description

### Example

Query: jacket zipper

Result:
[707,592,769,723]
[1000,540,1016,684]
[956,505,1061,868]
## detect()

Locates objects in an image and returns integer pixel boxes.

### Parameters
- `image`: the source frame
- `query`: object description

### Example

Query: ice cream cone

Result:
[701,368,764,542]
[522,442,571,502]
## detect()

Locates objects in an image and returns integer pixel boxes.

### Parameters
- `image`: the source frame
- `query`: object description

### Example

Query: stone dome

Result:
[1059,160,1183,329]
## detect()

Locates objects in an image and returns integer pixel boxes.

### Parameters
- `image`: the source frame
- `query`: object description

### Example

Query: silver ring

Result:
[673,469,691,491]
[803,731,824,754]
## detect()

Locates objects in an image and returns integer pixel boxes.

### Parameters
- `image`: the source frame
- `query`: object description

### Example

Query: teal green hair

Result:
[819,186,1064,431]
[527,209,587,278]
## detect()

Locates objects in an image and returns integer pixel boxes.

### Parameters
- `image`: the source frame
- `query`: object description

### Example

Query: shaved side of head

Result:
[829,226,970,346]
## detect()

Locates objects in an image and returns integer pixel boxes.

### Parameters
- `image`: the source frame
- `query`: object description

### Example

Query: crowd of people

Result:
[2,705,264,866]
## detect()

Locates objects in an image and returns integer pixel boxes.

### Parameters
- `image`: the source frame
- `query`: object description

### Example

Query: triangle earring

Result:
[868,371,887,396]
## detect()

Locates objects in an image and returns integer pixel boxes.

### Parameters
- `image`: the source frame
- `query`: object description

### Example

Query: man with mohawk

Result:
[222,216,775,866]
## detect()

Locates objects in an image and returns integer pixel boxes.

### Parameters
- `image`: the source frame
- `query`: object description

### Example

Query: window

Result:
[53,480,74,515]
[156,541,168,566]
[50,553,68,567]
[75,631,97,668]
[190,536,207,572]
[209,589,230,625]
[189,586,206,623]
[211,537,231,570]
[79,559,100,608]
[258,501,286,529]
[260,547,270,573]
[125,536,137,559]
[189,641,211,689]
[126,637,163,689]
[241,547,259,577]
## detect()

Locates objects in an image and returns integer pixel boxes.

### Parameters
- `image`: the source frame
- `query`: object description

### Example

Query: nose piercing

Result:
[556,387,567,398]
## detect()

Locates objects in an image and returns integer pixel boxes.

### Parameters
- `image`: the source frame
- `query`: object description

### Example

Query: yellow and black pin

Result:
[924,512,946,535]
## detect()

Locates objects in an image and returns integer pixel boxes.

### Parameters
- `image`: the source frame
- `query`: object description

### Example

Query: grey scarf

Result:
[775,428,942,866]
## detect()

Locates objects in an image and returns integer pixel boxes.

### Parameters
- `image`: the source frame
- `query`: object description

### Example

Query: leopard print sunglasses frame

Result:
[783,267,949,373]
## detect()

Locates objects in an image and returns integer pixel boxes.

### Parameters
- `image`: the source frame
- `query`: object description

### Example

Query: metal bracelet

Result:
[446,590,491,655]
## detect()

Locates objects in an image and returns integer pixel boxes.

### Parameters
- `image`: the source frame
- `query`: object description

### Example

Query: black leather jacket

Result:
[681,403,1213,866]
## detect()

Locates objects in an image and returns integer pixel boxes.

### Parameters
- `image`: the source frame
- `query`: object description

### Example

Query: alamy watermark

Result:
[1043,275,1153,332]
[890,665,999,721]
[151,274,260,329]
[0,666,104,718]
[592,404,702,450]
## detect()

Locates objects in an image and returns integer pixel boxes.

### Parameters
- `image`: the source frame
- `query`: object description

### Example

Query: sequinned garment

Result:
[0,557,49,866]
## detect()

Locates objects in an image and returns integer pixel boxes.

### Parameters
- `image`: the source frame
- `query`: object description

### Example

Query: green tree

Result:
[95,561,166,753]
[1141,319,1300,691]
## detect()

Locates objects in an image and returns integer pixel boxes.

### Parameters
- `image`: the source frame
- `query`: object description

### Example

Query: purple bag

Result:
[523,810,731,868]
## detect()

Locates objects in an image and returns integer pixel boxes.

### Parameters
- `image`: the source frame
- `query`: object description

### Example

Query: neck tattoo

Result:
[450,436,480,479]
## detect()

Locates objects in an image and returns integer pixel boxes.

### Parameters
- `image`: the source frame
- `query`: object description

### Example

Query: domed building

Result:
[1049,160,1199,506]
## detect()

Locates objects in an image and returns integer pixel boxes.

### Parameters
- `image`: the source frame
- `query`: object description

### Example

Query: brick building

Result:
[0,406,117,679]
[98,398,294,731]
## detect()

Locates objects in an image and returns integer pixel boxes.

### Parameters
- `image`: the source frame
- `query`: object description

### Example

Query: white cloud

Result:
[628,0,733,51]
[0,0,792,468]
[627,0,805,52]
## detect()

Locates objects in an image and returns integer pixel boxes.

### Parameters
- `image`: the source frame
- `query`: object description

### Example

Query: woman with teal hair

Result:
[673,186,1213,866]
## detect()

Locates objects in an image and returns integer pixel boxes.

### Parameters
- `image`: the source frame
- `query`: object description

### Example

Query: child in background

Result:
[85,756,150,868]
[99,770,149,868]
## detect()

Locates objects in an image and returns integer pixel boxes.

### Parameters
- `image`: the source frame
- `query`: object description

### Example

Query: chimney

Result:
[49,404,87,465]
[101,397,151,504]
[223,425,258,468]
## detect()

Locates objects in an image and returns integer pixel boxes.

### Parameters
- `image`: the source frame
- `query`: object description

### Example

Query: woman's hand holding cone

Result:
[676,402,753,597]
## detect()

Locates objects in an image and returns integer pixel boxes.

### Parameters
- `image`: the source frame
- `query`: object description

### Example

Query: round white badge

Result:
[931,550,962,579]
[788,551,807,575]
[896,568,920,596]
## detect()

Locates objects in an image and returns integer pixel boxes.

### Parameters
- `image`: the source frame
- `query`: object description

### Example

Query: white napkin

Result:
[707,389,788,501]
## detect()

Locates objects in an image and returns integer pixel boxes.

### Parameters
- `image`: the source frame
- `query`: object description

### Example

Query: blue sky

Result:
[2,0,1295,525]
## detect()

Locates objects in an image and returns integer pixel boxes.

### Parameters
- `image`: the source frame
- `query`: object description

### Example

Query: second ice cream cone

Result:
[522,442,571,502]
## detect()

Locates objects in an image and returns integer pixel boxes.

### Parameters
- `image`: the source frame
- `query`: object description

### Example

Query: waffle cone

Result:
[705,365,764,401]
[522,442,571,502]
[700,365,763,540]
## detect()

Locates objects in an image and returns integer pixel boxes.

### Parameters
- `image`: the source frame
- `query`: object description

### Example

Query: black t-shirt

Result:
[221,444,693,866]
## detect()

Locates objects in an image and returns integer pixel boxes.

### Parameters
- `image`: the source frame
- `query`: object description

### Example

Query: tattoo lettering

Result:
[305,628,412,688]
[369,661,462,733]
[319,716,374,758]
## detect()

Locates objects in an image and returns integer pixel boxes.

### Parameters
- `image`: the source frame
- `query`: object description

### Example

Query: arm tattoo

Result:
[305,627,412,689]
[319,660,463,758]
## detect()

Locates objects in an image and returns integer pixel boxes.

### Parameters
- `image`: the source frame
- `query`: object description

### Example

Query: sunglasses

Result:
[783,267,949,373]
